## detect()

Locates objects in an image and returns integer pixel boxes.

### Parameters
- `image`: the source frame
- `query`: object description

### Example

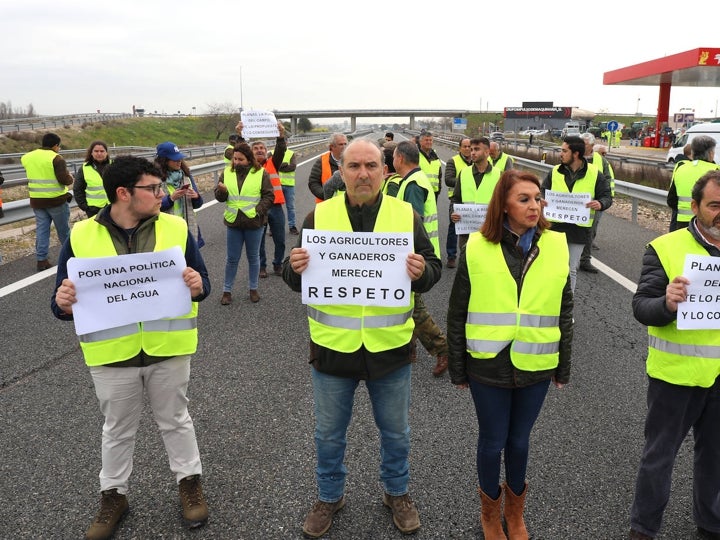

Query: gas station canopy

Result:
[603,47,720,146]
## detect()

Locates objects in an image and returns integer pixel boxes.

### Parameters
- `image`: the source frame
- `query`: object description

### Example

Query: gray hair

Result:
[580,132,595,145]
[691,135,716,162]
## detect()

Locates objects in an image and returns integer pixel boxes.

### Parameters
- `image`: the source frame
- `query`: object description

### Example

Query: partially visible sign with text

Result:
[677,254,720,329]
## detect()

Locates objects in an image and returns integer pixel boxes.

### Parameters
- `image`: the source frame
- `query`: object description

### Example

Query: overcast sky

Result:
[3,1,719,121]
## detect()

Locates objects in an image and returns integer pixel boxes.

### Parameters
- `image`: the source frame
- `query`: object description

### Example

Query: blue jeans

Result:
[630,376,720,537]
[311,364,412,502]
[281,185,296,228]
[469,378,550,497]
[223,226,264,292]
[446,210,457,260]
[259,204,286,268]
[34,204,70,260]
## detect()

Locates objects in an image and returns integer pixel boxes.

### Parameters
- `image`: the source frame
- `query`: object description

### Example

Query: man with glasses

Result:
[21,132,74,271]
[51,155,211,540]
[308,133,348,202]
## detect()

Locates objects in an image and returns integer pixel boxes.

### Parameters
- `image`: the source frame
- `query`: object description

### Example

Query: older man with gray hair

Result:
[308,132,348,202]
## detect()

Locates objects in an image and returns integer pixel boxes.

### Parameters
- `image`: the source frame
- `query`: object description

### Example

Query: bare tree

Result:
[202,102,240,141]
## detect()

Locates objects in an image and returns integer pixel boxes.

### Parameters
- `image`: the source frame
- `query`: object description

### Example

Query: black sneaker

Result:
[85,489,129,540]
[290,226,299,235]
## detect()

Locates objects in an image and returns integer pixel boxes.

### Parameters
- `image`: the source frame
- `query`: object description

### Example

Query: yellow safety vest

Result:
[418,152,441,193]
[307,195,415,353]
[647,229,720,387]
[548,164,600,227]
[489,152,511,173]
[22,148,68,199]
[465,231,568,370]
[223,167,263,222]
[394,170,440,257]
[448,154,470,198]
[70,214,198,366]
[224,144,234,164]
[458,165,502,205]
[82,162,110,209]
[590,152,615,197]
[279,149,296,186]
[672,161,720,223]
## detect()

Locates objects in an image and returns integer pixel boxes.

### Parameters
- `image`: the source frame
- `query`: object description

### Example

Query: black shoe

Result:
[579,263,598,274]
[698,526,720,540]
[289,226,299,235]
[273,264,282,276]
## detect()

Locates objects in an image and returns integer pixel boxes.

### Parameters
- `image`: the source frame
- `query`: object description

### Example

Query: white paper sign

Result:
[67,247,191,336]
[301,230,413,306]
[676,254,720,329]
[544,190,592,225]
[240,110,280,138]
[453,203,489,235]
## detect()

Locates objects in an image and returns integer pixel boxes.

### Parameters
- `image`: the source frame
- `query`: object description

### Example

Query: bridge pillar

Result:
[291,117,297,134]
[351,116,356,132]
[409,115,416,130]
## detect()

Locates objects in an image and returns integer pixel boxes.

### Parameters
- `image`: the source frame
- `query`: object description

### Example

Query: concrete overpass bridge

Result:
[272,109,475,132]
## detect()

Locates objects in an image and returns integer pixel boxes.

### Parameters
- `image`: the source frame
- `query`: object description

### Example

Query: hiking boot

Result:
[383,493,420,534]
[433,355,448,377]
[273,264,282,276]
[290,226,299,235]
[446,257,456,269]
[259,267,268,278]
[37,259,52,271]
[220,292,232,305]
[178,475,208,528]
[85,489,129,540]
[579,262,599,273]
[249,289,260,303]
[302,497,345,538]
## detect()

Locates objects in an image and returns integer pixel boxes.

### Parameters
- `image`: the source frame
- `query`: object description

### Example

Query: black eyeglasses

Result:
[130,183,164,196]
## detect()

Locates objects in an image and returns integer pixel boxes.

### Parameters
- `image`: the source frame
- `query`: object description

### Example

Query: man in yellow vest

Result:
[417,131,443,200]
[283,139,441,538]
[20,132,74,271]
[488,140,515,173]
[278,147,299,234]
[390,140,450,377]
[541,136,612,292]
[444,137,472,268]
[579,132,615,273]
[667,136,718,232]
[308,133,348,202]
[51,155,211,540]
[629,169,720,540]
[450,136,501,253]
[223,134,240,164]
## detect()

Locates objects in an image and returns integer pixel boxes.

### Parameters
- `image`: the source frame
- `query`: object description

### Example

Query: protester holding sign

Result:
[628,169,720,540]
[447,169,573,540]
[51,155,211,540]
[283,139,441,537]
[541,135,612,292]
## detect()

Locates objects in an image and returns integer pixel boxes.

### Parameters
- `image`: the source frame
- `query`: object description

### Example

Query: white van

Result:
[666,123,720,164]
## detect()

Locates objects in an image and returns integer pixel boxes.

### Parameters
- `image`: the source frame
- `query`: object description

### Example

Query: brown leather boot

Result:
[503,482,528,540]
[478,487,507,540]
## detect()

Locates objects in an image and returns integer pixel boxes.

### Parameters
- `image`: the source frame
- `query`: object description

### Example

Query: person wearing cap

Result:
[155,142,205,248]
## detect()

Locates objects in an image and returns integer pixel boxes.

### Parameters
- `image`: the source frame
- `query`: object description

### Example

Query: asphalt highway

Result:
[0,139,699,539]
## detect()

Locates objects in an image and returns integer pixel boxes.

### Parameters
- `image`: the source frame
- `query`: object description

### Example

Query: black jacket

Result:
[447,227,573,387]
[282,193,442,380]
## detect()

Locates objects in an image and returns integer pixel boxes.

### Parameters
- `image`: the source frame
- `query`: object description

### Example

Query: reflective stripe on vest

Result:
[279,149,295,186]
[263,157,286,204]
[464,231,568,370]
[70,214,198,366]
[458,165,501,205]
[223,167,263,222]
[82,162,110,208]
[673,161,720,222]
[307,195,415,353]
[647,229,720,387]
[22,149,68,199]
[418,152,441,192]
[549,164,600,227]
[395,170,440,257]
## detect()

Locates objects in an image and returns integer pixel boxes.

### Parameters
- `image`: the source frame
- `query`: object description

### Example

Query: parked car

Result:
[489,131,505,141]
